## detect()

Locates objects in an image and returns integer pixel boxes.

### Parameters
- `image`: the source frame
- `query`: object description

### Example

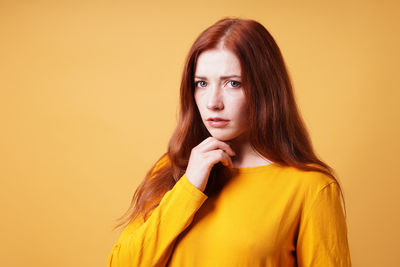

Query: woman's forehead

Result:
[194,49,241,78]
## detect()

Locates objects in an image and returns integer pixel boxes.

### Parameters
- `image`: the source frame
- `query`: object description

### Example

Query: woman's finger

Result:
[206,149,233,168]
[196,137,236,156]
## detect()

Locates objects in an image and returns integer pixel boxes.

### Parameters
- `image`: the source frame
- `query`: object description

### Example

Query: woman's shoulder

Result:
[153,153,170,172]
[148,153,172,180]
[276,164,338,193]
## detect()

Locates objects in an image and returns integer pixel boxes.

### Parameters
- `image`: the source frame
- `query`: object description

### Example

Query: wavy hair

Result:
[114,17,345,230]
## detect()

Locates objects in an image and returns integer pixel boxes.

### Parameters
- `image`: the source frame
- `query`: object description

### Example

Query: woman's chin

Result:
[208,132,235,142]
[208,129,248,143]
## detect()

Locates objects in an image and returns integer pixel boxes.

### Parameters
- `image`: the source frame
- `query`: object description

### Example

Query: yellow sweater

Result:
[108,162,351,267]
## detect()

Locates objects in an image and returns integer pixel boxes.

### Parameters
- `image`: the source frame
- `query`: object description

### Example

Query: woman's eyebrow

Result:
[194,75,242,79]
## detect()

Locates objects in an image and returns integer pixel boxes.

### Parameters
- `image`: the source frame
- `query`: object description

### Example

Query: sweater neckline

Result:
[231,162,277,174]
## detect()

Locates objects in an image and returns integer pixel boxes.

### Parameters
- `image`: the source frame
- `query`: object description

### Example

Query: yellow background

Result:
[1,0,399,266]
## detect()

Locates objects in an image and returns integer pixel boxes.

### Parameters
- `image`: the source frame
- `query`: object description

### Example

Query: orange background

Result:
[1,1,399,266]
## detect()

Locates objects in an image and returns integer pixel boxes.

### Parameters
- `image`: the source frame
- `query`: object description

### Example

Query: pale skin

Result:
[185,46,273,192]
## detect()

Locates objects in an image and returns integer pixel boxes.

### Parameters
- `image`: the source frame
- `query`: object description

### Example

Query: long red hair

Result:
[115,17,345,229]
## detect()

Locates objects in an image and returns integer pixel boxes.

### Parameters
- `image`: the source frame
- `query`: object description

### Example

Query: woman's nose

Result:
[206,87,224,110]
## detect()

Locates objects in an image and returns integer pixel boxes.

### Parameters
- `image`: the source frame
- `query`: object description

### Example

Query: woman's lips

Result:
[207,118,229,128]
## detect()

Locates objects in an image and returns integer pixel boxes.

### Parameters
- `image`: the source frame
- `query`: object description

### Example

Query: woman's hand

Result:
[185,137,236,192]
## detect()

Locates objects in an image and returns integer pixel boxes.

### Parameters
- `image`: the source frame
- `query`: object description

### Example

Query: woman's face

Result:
[194,48,248,142]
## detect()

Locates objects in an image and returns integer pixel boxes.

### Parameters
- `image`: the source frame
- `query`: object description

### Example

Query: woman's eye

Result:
[228,80,242,88]
[195,81,207,88]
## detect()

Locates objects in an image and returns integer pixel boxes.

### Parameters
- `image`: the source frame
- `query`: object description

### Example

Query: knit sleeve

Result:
[107,174,208,267]
[296,182,352,267]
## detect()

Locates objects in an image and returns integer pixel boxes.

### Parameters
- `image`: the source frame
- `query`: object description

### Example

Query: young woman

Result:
[107,17,351,266]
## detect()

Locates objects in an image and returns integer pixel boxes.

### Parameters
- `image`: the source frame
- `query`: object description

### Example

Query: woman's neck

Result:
[227,137,273,168]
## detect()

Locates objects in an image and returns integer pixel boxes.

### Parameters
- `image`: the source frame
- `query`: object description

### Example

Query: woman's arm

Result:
[107,174,208,267]
[296,182,352,267]
[108,137,234,266]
